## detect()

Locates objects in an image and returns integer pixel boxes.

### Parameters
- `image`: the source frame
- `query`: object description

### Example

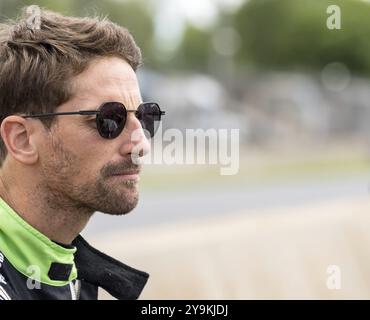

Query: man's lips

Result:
[111,170,141,181]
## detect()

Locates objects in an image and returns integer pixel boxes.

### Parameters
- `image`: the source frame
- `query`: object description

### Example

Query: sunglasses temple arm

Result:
[22,110,99,118]
[21,109,164,118]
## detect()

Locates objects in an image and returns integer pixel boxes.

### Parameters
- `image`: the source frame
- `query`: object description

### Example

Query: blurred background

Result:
[2,0,370,299]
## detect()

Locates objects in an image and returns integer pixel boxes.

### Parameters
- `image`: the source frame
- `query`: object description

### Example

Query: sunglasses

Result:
[22,102,165,139]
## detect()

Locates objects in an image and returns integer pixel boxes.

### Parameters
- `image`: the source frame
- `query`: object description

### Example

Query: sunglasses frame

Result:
[21,101,165,139]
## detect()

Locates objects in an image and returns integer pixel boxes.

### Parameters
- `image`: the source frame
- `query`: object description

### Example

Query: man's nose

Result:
[119,113,151,157]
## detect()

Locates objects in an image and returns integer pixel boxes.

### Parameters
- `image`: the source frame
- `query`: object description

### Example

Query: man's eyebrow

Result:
[76,98,144,114]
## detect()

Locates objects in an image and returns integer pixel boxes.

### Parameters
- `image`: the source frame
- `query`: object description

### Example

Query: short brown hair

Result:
[0,6,142,165]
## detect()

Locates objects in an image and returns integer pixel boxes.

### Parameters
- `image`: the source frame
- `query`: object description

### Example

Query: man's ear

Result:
[0,116,39,165]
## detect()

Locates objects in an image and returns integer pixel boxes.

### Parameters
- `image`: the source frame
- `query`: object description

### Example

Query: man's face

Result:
[38,57,150,216]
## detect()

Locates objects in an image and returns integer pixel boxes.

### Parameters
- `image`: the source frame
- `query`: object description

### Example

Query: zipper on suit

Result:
[70,280,81,300]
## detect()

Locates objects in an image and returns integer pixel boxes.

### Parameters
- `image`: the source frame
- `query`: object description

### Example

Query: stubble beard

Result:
[40,135,140,217]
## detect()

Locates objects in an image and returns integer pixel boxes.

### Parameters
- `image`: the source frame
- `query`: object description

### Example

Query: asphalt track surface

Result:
[84,176,370,237]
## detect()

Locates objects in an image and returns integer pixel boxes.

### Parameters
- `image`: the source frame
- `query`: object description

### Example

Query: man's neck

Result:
[0,169,93,245]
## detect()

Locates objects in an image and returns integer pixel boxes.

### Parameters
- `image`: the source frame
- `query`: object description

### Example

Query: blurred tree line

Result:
[1,0,370,76]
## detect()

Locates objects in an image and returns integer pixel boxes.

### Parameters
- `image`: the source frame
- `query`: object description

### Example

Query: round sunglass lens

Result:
[96,102,126,139]
[136,103,161,138]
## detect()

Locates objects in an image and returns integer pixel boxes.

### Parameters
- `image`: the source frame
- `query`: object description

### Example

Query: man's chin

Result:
[100,192,139,216]
[93,177,139,215]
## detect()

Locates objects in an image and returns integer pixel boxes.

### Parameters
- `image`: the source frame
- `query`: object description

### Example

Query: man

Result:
[0,7,164,300]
